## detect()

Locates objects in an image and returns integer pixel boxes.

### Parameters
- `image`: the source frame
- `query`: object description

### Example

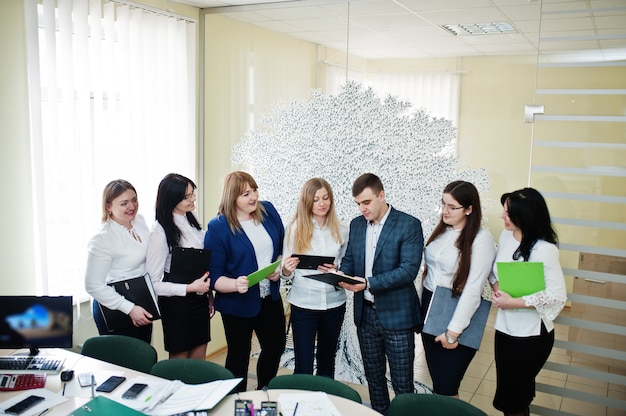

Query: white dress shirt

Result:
[146,213,206,297]
[423,227,495,334]
[282,219,349,310]
[241,219,274,298]
[363,205,392,302]
[84,214,150,314]
[491,230,567,336]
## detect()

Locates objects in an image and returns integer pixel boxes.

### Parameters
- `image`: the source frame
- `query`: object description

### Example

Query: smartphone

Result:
[260,401,278,416]
[95,375,126,393]
[4,395,45,415]
[78,373,94,387]
[234,399,252,415]
[121,383,148,399]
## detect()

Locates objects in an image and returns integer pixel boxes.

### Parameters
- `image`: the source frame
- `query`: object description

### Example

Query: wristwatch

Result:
[364,277,370,290]
[445,331,458,344]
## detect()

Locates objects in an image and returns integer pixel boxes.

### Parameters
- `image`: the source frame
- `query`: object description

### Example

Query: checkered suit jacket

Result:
[340,206,424,330]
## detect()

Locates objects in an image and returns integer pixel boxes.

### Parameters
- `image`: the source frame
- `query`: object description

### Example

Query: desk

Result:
[210,389,381,416]
[0,348,162,415]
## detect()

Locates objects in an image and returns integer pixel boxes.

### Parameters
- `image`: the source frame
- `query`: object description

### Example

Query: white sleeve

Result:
[84,232,134,314]
[523,243,567,321]
[146,224,187,297]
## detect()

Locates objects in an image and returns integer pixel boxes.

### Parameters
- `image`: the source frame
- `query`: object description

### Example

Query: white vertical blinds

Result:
[25,0,197,300]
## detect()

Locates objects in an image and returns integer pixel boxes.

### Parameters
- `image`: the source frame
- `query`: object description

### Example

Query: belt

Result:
[364,299,376,309]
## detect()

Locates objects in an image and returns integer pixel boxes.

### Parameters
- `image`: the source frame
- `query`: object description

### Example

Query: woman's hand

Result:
[435,330,460,350]
[493,289,527,309]
[128,305,152,327]
[208,292,215,318]
[187,272,210,294]
[234,276,249,294]
[281,256,300,277]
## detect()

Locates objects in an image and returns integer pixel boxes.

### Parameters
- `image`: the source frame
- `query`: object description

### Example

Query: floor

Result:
[209,307,626,416]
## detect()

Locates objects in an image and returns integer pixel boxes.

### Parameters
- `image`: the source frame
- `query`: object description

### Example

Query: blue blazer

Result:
[204,201,284,318]
[340,206,424,330]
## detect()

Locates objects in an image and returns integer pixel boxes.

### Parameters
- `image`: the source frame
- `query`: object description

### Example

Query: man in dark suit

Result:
[339,173,424,415]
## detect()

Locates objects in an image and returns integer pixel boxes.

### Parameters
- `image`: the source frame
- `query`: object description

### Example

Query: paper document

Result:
[278,392,342,416]
[247,259,281,287]
[496,261,545,297]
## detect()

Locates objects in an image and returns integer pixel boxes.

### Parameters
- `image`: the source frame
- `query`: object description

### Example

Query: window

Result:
[24,0,197,300]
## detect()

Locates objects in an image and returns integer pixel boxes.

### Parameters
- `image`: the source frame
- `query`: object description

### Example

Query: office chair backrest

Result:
[150,358,235,385]
[268,374,362,403]
[81,335,158,374]
[387,393,487,416]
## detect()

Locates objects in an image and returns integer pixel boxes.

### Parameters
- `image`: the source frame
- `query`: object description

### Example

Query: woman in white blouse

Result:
[280,178,349,378]
[85,179,153,343]
[490,188,567,416]
[146,173,213,359]
[421,180,495,397]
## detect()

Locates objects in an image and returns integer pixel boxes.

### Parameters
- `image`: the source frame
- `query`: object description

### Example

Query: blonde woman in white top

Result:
[281,178,349,377]
[85,179,153,343]
[422,180,495,397]
[490,188,567,416]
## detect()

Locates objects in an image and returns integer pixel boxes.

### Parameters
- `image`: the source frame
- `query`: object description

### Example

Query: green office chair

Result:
[268,374,362,403]
[387,393,487,416]
[150,359,235,385]
[81,335,158,374]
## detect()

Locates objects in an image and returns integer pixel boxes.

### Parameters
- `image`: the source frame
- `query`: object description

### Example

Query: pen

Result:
[292,402,298,416]
[62,382,66,396]
[90,374,95,398]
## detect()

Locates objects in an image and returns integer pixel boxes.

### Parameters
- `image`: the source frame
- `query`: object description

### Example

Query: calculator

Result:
[0,374,47,391]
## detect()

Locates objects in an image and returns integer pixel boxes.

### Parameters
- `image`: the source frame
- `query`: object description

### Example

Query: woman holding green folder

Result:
[204,171,286,392]
[490,188,567,416]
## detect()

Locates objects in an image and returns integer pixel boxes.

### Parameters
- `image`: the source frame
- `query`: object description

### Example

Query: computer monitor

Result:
[0,296,73,355]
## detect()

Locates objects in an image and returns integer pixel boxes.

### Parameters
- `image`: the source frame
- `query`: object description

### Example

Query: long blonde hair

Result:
[217,171,267,234]
[287,178,343,253]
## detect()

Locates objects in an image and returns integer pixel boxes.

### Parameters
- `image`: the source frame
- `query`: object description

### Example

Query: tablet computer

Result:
[293,254,335,270]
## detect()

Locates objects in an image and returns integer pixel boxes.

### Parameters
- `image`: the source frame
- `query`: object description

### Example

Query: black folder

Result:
[303,272,365,286]
[293,254,335,270]
[166,247,211,284]
[98,274,161,332]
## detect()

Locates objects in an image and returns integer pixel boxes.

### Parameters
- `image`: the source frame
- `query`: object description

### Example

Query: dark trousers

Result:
[290,303,346,378]
[92,300,152,344]
[357,302,415,415]
[221,297,286,392]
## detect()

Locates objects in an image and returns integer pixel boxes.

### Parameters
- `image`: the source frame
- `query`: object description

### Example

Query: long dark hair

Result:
[155,173,201,248]
[501,187,558,261]
[426,181,482,296]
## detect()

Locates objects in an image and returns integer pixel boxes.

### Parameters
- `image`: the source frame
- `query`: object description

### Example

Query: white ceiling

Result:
[175,0,626,61]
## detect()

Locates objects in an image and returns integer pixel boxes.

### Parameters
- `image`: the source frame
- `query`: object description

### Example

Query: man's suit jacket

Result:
[340,206,424,331]
[204,201,284,318]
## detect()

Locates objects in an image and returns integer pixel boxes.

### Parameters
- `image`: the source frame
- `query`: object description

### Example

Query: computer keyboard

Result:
[0,355,65,374]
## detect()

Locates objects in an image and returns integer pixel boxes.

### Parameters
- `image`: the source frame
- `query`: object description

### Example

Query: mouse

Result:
[60,370,74,382]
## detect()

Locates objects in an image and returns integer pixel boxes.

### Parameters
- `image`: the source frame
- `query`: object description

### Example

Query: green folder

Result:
[496,261,545,297]
[247,259,282,287]
[67,396,145,415]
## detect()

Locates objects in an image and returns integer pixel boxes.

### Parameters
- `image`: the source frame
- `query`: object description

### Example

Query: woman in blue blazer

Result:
[204,171,286,392]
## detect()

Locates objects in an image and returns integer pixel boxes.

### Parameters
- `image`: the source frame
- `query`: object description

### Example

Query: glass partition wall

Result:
[529,4,626,416]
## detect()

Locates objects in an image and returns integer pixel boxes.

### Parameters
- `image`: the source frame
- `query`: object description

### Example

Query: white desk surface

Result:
[1,349,381,415]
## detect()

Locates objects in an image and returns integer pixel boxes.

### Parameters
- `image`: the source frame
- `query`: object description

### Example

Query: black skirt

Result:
[159,293,210,353]
[493,324,554,413]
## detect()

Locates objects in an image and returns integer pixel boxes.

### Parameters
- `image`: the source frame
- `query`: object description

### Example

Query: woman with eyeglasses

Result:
[85,179,153,343]
[146,173,213,359]
[421,180,495,397]
[204,171,286,392]
[490,188,567,416]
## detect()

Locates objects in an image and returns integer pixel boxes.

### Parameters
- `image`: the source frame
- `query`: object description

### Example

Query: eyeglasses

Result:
[441,202,464,212]
[183,192,196,201]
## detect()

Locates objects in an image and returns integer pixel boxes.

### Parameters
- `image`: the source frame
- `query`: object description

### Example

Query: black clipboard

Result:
[166,247,211,284]
[303,272,365,286]
[293,254,335,270]
[98,274,161,332]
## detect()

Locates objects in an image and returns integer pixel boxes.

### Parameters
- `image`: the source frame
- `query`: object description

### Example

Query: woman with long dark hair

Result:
[490,188,567,416]
[421,180,495,397]
[146,173,212,359]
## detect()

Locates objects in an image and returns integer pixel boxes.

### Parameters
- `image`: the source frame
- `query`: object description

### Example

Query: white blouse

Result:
[146,213,206,297]
[84,214,150,314]
[424,227,496,334]
[282,219,349,310]
[491,229,567,336]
